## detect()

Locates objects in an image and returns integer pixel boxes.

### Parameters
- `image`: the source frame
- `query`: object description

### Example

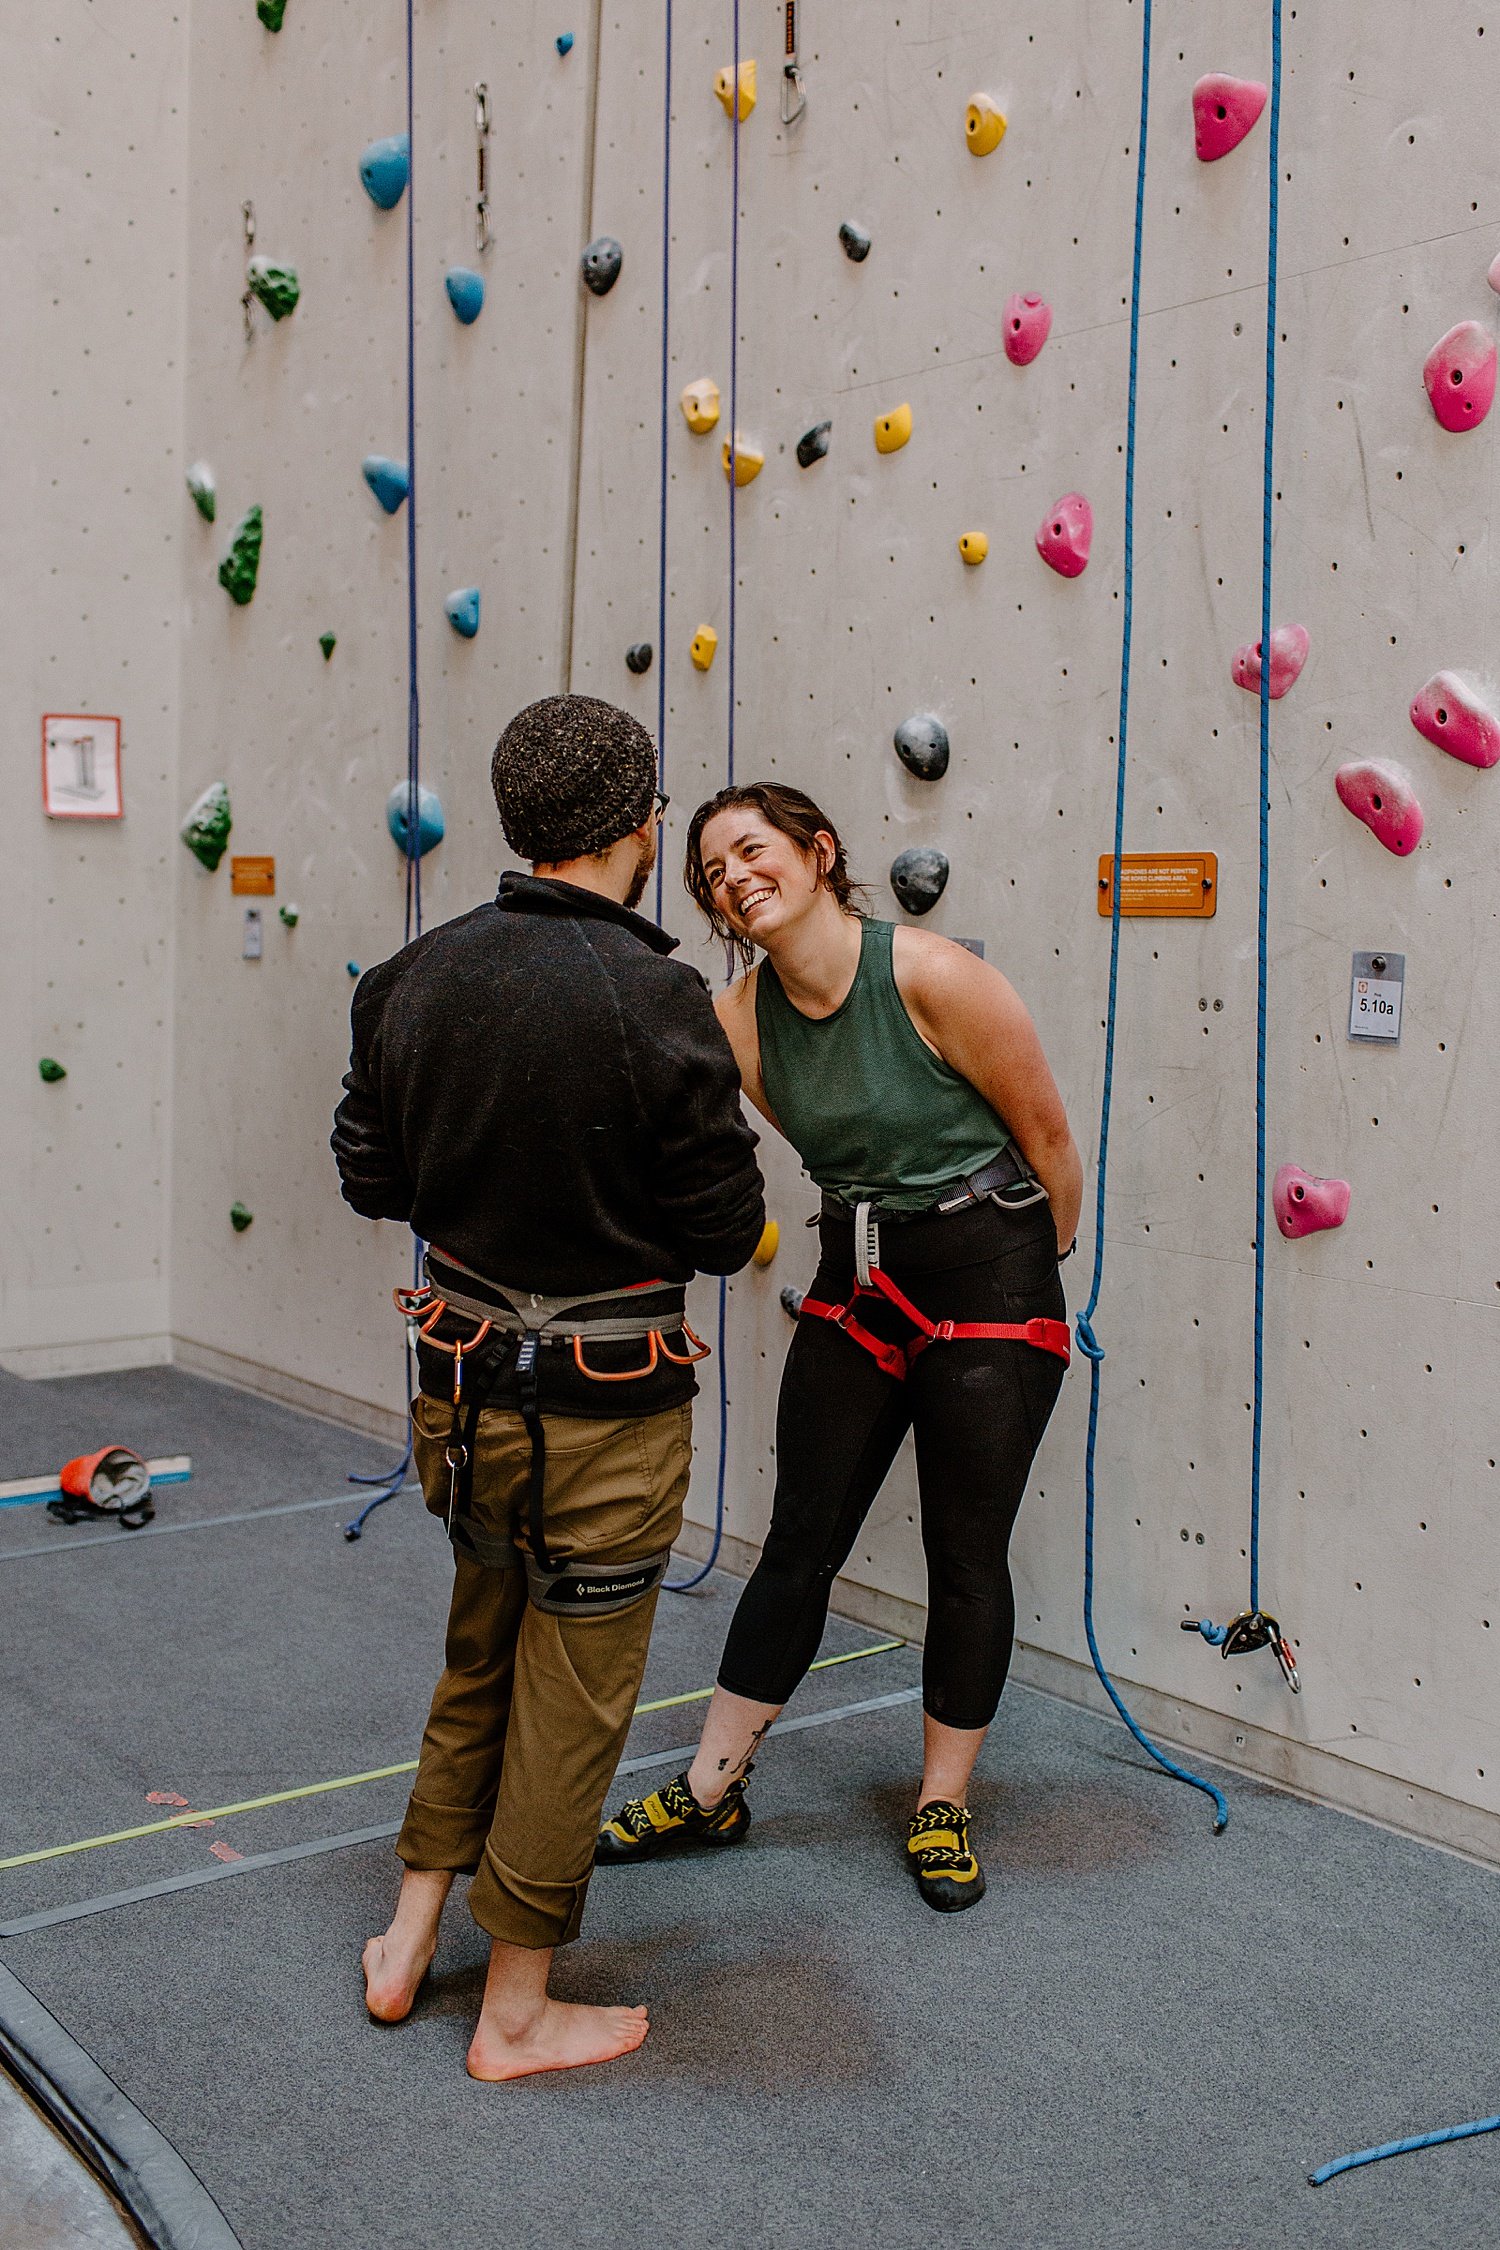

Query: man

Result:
[331,694,765,2080]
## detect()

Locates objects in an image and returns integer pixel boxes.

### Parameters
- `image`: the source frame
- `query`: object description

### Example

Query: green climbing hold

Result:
[278,903,300,928]
[186,462,216,521]
[319,631,336,661]
[256,0,287,26]
[229,1202,255,1233]
[246,258,300,321]
[218,505,262,606]
[38,1058,67,1083]
[180,782,233,872]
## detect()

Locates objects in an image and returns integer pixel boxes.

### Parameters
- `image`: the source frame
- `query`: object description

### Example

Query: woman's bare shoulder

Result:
[714,963,760,1026]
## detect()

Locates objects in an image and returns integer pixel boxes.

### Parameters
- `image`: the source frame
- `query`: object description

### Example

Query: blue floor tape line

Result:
[0,1486,420,1566]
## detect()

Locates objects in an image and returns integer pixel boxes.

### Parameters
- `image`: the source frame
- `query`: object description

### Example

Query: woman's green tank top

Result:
[754,918,1012,1214]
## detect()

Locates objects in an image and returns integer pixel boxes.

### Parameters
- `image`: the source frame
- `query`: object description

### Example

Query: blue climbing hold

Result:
[386,781,445,859]
[359,134,410,210]
[362,455,410,514]
[444,586,480,639]
[444,267,485,324]
[347,961,361,979]
[556,31,574,54]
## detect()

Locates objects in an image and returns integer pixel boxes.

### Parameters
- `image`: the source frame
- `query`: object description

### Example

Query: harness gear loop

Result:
[658,1320,712,1366]
[572,1330,660,1382]
[854,1200,878,1290]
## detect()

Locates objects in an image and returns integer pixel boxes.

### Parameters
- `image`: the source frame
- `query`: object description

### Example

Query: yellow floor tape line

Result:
[0,1639,905,1872]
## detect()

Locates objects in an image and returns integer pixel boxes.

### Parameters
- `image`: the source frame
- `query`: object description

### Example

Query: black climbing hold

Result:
[893,714,950,781]
[38,1058,67,1084]
[890,847,949,916]
[839,222,871,263]
[779,1285,805,1320]
[625,642,653,675]
[581,237,623,296]
[796,420,832,468]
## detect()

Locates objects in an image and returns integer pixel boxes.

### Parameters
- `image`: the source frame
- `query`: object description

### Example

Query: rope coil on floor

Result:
[1076,0,1228,1836]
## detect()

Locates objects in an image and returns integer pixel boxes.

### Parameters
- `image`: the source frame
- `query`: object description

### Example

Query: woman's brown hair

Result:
[684,782,867,972]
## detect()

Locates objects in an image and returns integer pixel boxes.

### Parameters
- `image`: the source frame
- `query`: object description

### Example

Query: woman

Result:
[597,784,1083,1910]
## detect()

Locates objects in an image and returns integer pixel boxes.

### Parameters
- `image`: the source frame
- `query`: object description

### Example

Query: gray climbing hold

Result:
[256,0,287,26]
[445,267,485,324]
[359,134,410,210]
[180,782,233,872]
[625,642,653,675]
[386,781,445,858]
[780,1285,805,1319]
[362,456,409,513]
[246,257,300,320]
[444,587,480,639]
[278,903,300,928]
[839,222,871,262]
[229,1201,254,1233]
[796,421,832,469]
[318,630,336,660]
[556,30,575,54]
[218,505,262,604]
[890,846,949,916]
[38,1058,67,1084]
[581,236,623,295]
[186,462,216,521]
[893,715,950,781]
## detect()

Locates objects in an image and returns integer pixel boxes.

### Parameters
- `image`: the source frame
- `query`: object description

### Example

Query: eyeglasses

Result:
[651,789,671,822]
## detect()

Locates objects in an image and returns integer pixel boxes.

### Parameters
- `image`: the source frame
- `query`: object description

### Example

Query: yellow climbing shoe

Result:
[907,1799,986,1913]
[595,1769,751,1866]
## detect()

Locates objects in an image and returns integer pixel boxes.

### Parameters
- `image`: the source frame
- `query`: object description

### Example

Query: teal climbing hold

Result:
[386,781,445,858]
[217,505,263,605]
[318,630,336,660]
[359,135,410,210]
[445,268,485,324]
[362,456,409,513]
[256,0,287,26]
[185,462,216,521]
[346,961,361,978]
[444,587,480,638]
[38,1058,67,1084]
[278,903,300,928]
[229,1202,255,1233]
[556,31,574,54]
[246,257,300,321]
[180,782,233,872]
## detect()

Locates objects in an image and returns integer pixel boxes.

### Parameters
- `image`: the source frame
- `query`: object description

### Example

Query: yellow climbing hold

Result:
[958,530,989,564]
[690,625,719,671]
[714,59,757,119]
[874,401,913,454]
[753,1220,780,1268]
[721,434,764,485]
[965,94,1007,155]
[680,377,721,434]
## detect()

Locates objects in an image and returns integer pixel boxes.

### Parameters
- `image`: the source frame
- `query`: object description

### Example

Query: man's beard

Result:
[622,827,658,911]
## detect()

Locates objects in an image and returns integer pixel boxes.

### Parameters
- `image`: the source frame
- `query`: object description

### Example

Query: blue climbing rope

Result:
[653,0,673,927]
[1075,0,1227,1833]
[345,0,422,1540]
[666,0,739,1594]
[1311,2111,1500,2188]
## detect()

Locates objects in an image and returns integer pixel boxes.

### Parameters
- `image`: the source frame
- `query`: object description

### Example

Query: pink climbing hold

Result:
[1036,493,1092,578]
[1003,293,1053,367]
[1273,1165,1351,1241]
[1422,321,1497,433]
[1410,672,1500,770]
[1334,760,1424,856]
[1192,75,1269,162]
[1231,623,1310,700]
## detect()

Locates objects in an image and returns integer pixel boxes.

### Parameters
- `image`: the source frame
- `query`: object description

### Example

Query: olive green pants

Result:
[397,1392,693,1948]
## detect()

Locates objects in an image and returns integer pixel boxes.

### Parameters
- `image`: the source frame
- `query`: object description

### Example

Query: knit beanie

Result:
[491,694,658,862]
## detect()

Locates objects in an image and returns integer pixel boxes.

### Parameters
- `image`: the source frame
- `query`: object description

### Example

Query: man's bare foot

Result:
[362,1929,437,2024]
[466,1998,649,2082]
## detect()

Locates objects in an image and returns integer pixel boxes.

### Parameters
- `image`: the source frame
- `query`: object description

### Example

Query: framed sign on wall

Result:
[42,713,123,820]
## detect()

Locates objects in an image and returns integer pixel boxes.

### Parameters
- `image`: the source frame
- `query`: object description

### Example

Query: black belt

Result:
[819,1145,1047,1228]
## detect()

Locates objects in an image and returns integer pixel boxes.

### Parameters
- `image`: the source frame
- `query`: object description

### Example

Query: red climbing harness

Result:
[798,1200,1070,1381]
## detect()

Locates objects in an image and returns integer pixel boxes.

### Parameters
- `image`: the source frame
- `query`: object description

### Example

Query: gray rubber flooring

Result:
[2,1367,1499,2249]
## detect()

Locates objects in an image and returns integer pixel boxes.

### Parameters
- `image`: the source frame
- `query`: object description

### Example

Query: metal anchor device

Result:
[1182,1609,1301,1693]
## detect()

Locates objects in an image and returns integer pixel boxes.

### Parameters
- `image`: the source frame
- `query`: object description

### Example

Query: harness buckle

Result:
[933,1319,957,1343]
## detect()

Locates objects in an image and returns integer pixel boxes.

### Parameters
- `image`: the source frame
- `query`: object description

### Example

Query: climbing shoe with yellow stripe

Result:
[907,1799,986,1913]
[595,1769,751,1866]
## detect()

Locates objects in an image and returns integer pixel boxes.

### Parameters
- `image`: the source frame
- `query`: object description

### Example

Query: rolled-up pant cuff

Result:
[468,1843,589,1949]
[396,1790,488,1875]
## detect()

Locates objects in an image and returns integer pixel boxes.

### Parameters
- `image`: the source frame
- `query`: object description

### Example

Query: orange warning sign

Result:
[1097,852,1217,918]
[230,856,276,896]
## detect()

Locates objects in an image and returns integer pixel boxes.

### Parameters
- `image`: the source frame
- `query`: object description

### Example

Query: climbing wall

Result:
[13,0,1500,1854]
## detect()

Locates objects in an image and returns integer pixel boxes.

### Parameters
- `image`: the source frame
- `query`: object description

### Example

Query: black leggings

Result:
[717,1193,1066,1731]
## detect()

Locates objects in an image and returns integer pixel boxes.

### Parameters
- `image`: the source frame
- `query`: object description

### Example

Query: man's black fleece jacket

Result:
[331,874,765,1411]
